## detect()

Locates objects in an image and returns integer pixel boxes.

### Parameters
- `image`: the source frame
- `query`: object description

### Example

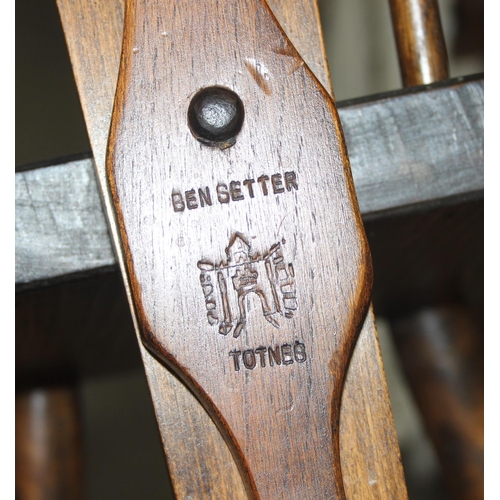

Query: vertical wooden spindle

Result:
[16,386,83,500]
[388,0,449,86]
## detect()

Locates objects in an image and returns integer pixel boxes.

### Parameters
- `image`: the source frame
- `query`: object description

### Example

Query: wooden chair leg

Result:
[391,305,483,500]
[16,385,84,500]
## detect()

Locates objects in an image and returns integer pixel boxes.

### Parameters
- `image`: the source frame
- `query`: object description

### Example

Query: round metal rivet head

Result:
[188,87,244,149]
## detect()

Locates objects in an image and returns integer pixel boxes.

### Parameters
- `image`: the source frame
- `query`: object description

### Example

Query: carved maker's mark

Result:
[198,233,297,338]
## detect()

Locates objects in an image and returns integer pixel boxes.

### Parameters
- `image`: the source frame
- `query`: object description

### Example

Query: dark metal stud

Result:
[187,87,244,149]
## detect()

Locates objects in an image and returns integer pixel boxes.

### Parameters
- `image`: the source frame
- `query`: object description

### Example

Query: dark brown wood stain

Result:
[56,0,408,498]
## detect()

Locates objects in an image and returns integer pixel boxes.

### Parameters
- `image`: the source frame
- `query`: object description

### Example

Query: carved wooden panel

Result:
[57,0,408,498]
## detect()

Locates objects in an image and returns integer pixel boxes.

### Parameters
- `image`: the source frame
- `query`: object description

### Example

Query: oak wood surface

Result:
[16,386,83,500]
[107,1,372,497]
[56,0,407,498]
[389,0,449,86]
[15,198,484,381]
[15,76,484,286]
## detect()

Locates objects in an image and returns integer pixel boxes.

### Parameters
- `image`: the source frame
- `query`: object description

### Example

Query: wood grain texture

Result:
[15,76,484,285]
[107,1,371,497]
[15,157,115,284]
[266,0,332,95]
[340,76,483,217]
[16,386,83,500]
[57,0,407,498]
[340,309,408,499]
[389,0,449,86]
[16,198,484,378]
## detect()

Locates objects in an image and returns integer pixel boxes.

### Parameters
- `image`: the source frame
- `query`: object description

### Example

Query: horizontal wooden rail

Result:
[16,75,483,286]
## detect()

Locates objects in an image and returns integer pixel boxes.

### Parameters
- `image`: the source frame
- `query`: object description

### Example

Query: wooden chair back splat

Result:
[56,0,409,498]
[107,1,371,497]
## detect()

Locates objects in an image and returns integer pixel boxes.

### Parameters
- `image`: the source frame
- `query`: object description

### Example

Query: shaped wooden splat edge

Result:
[107,0,373,498]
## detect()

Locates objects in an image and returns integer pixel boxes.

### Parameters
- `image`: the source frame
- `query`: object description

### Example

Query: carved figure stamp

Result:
[197,233,297,338]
